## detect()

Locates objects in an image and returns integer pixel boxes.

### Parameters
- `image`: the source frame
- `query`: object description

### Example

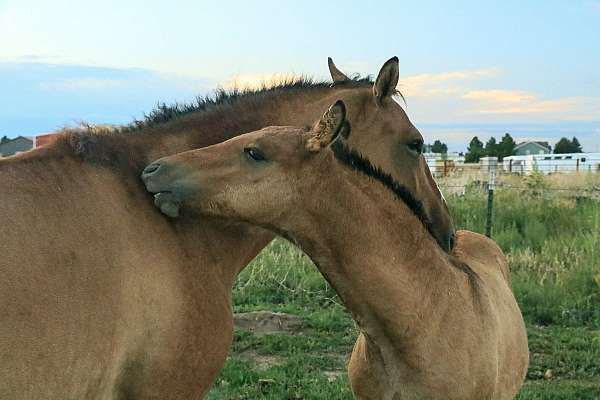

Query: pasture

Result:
[208,173,600,399]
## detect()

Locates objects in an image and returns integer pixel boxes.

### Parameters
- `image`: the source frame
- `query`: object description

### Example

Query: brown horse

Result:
[142,101,529,400]
[0,58,453,398]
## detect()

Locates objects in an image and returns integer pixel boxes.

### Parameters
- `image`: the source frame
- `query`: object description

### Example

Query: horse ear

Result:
[328,57,349,83]
[306,100,347,152]
[373,56,399,105]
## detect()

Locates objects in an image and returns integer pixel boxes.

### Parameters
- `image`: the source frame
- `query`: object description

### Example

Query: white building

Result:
[502,153,600,175]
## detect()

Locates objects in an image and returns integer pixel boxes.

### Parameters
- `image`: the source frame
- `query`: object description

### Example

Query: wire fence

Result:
[426,154,600,179]
[435,170,600,238]
[438,183,600,193]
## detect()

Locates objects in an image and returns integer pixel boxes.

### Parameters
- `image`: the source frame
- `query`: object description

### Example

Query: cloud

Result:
[462,90,579,114]
[0,61,212,136]
[463,90,535,103]
[221,73,298,90]
[396,68,600,122]
[399,68,499,97]
[38,77,128,91]
[462,90,600,119]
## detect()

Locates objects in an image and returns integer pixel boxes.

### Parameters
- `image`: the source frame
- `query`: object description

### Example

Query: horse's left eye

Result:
[407,139,424,154]
[244,147,267,162]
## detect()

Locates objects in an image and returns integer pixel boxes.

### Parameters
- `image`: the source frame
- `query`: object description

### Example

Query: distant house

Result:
[514,141,551,156]
[0,136,34,157]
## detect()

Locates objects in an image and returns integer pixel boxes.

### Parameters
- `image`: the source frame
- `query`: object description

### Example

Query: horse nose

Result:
[141,163,161,179]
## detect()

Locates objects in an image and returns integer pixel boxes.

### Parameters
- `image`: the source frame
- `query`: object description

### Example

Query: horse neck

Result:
[283,161,470,343]
[72,85,348,288]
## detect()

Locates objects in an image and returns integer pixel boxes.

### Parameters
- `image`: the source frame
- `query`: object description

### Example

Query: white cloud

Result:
[221,73,298,90]
[397,69,600,123]
[399,68,499,97]
[38,78,128,92]
[463,90,536,103]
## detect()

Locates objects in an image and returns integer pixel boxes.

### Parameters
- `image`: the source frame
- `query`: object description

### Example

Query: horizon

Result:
[1,0,599,152]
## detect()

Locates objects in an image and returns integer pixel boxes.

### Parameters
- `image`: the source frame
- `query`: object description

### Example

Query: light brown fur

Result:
[142,103,529,399]
[1,58,456,398]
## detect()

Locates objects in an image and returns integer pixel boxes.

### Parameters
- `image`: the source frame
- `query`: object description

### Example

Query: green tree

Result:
[0,135,9,145]
[484,137,498,157]
[497,133,516,160]
[554,137,571,153]
[571,137,582,153]
[554,137,582,154]
[465,136,484,163]
[431,140,448,154]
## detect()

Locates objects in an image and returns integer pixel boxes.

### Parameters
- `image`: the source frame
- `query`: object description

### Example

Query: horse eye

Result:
[244,147,267,162]
[407,139,424,154]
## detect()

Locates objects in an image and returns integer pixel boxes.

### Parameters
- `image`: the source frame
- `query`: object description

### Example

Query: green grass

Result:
[450,188,600,328]
[207,183,600,399]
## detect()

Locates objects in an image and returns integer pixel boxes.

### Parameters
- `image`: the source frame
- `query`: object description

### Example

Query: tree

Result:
[497,133,516,160]
[484,137,498,158]
[0,135,9,145]
[465,136,484,163]
[431,140,448,154]
[554,137,582,154]
[571,137,582,153]
[554,137,571,153]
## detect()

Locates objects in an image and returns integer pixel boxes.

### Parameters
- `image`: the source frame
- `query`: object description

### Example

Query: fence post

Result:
[485,170,495,238]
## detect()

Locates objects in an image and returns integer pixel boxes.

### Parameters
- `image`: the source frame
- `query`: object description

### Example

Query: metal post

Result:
[485,170,495,238]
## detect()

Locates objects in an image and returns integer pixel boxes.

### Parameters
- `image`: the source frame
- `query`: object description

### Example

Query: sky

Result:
[1,0,599,152]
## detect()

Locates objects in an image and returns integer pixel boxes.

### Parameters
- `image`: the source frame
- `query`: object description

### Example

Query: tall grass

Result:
[450,186,600,327]
[234,175,600,328]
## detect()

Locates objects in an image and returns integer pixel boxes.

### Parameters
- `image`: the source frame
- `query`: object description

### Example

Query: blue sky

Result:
[1,0,599,151]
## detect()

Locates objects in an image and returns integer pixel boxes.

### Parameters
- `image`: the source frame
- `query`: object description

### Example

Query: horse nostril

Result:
[142,163,161,177]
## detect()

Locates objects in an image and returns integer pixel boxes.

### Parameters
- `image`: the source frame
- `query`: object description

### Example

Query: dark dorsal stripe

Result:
[330,139,437,245]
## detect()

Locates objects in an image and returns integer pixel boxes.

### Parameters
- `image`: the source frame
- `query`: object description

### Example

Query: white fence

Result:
[502,153,600,175]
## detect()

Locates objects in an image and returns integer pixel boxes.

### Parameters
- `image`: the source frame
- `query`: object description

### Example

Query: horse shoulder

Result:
[451,230,511,284]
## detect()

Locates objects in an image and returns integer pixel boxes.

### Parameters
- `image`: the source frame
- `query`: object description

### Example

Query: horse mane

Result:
[59,75,373,166]
[330,139,433,233]
[121,74,373,132]
[330,139,479,282]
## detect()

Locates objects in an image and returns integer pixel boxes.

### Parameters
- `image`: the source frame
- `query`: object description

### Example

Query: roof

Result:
[0,136,34,156]
[514,141,551,151]
[1,135,33,143]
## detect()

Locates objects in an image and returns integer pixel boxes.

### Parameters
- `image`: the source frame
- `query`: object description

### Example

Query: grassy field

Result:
[207,173,600,399]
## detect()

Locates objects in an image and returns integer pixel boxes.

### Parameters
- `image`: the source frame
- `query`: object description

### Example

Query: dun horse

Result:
[142,101,529,400]
[1,58,454,398]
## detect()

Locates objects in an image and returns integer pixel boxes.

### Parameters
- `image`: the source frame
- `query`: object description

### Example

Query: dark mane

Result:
[330,139,480,282]
[331,139,433,233]
[330,139,479,281]
[121,75,373,132]
[62,74,373,166]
